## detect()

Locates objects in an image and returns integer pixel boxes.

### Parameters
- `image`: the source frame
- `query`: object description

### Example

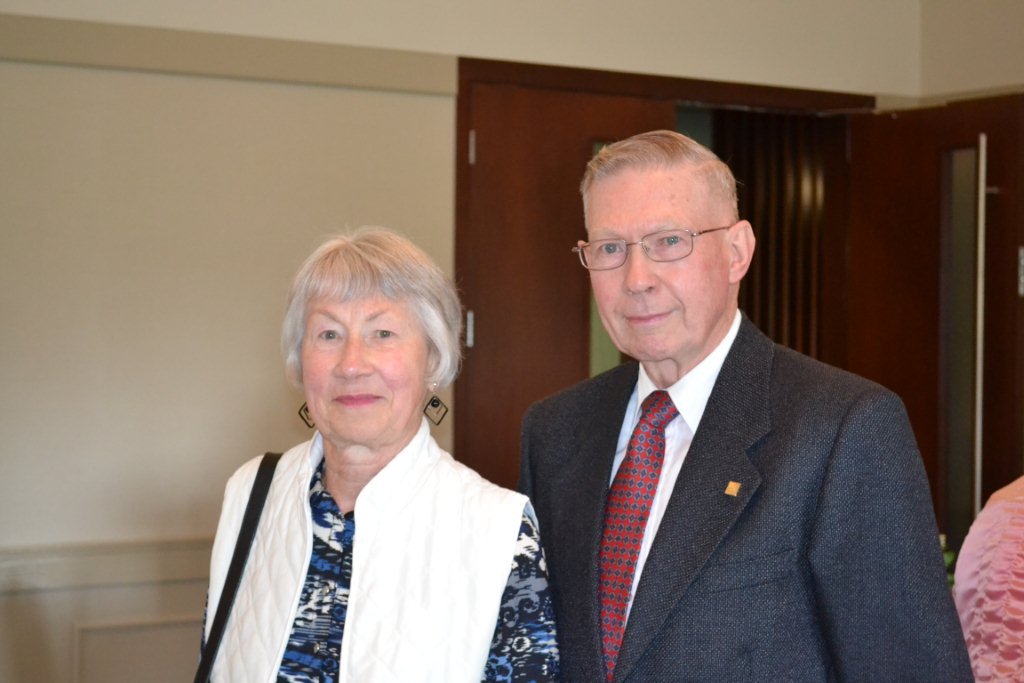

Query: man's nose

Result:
[623,243,656,292]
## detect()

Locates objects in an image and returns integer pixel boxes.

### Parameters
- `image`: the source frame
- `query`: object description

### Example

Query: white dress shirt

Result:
[608,310,741,616]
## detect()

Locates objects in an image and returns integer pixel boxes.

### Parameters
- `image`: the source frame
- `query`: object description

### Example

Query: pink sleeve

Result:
[954,498,1024,682]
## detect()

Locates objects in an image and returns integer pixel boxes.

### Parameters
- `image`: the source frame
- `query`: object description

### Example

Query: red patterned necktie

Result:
[599,389,678,681]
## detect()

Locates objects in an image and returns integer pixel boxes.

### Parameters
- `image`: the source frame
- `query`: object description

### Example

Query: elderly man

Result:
[519,130,972,681]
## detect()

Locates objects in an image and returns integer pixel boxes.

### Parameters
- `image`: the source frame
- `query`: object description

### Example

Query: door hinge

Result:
[466,309,475,348]
[468,130,476,166]
[1018,246,1024,298]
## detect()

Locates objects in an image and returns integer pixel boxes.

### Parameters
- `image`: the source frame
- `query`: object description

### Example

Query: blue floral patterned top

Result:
[276,460,560,682]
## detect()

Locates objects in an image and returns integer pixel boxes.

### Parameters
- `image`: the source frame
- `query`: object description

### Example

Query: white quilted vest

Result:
[205,420,528,682]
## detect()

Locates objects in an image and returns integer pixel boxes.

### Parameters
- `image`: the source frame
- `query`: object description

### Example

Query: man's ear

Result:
[728,220,755,284]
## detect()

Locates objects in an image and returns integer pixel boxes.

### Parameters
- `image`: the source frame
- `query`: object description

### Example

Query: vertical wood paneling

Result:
[715,110,846,359]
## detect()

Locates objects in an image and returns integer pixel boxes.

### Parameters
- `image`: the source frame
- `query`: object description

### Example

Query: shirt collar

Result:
[635,310,741,433]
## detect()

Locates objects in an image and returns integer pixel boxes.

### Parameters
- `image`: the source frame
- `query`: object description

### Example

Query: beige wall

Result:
[0,52,455,549]
[921,0,1024,98]
[0,0,1018,100]
[0,26,455,682]
[3,2,1024,681]
[2,1,926,96]
[3,2,1024,98]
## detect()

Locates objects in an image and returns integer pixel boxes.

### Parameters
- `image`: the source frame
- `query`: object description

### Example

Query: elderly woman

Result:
[200,228,559,682]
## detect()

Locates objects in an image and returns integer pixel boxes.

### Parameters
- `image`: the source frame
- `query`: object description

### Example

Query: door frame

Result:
[457,58,875,113]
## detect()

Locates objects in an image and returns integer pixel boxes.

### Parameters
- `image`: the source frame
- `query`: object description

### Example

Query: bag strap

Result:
[194,451,282,683]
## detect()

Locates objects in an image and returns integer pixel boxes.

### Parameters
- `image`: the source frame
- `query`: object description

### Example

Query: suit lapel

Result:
[554,363,639,678]
[613,318,774,681]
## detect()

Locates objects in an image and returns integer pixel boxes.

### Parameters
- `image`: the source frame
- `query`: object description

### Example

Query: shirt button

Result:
[313,643,321,654]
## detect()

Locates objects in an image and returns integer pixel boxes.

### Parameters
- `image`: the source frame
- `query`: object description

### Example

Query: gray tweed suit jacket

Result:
[519,316,973,682]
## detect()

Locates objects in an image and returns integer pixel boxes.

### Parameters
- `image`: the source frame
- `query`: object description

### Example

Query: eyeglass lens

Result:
[581,230,695,269]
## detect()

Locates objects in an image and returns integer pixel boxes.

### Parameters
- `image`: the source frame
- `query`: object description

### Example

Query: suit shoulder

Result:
[523,362,636,424]
[771,343,901,408]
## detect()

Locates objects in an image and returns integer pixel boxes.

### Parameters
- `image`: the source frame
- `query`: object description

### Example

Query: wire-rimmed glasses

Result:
[572,226,732,270]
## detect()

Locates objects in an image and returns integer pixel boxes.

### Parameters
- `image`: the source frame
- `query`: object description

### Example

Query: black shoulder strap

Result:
[194,451,282,683]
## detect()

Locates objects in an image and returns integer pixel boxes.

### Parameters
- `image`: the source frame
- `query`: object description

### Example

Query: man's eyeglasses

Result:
[572,226,732,271]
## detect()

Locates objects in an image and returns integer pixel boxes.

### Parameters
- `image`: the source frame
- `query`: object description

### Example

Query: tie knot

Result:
[639,390,678,430]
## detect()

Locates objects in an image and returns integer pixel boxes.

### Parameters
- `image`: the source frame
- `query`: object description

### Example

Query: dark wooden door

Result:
[847,96,1024,545]
[453,82,674,488]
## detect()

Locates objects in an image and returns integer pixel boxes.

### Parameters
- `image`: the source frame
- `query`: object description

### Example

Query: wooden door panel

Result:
[454,83,674,488]
[848,96,1024,542]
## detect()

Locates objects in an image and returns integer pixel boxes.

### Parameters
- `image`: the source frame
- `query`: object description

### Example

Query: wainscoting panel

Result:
[0,539,210,683]
[76,617,201,683]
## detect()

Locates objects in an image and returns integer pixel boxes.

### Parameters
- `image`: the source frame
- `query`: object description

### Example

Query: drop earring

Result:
[298,402,315,428]
[423,390,449,426]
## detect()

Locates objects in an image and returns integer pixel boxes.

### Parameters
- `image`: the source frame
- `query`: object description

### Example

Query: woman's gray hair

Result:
[581,129,739,221]
[282,227,463,390]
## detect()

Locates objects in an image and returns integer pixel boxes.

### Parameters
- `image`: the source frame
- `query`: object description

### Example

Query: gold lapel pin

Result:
[724,481,742,497]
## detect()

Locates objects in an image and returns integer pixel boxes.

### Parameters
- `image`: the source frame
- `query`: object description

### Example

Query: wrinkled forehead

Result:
[584,163,726,234]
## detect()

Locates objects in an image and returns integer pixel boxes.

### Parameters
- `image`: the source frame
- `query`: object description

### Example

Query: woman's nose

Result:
[336,338,370,375]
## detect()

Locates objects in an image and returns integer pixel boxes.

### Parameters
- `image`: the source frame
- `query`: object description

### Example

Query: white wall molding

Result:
[0,12,455,96]
[0,538,212,594]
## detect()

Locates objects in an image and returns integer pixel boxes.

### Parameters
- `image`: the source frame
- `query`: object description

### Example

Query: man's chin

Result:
[621,341,672,363]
